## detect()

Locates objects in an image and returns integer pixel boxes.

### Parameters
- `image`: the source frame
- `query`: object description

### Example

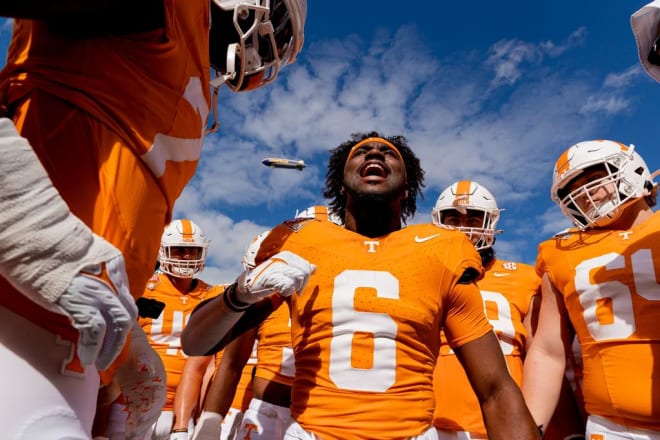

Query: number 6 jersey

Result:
[536,211,660,431]
[256,217,492,440]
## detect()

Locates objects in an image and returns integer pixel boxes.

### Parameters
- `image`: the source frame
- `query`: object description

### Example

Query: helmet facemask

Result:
[433,206,500,251]
[159,245,208,279]
[553,143,653,230]
[210,0,303,92]
[432,181,502,251]
[159,219,209,279]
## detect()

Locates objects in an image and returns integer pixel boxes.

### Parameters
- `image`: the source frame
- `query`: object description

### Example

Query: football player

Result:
[182,132,539,439]
[137,220,223,440]
[431,180,585,440]
[522,140,660,438]
[631,0,660,82]
[0,0,306,437]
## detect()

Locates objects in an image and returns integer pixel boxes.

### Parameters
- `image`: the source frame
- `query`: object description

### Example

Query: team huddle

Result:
[1,0,660,440]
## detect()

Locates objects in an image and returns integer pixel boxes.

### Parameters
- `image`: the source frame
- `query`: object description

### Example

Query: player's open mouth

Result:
[360,162,388,178]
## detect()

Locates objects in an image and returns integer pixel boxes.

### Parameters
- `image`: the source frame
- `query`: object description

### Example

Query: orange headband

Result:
[347,137,405,163]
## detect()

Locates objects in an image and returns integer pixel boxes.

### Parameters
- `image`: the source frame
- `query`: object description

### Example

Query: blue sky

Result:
[1,1,659,284]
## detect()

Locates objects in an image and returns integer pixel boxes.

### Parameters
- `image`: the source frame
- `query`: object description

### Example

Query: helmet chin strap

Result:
[207,74,229,134]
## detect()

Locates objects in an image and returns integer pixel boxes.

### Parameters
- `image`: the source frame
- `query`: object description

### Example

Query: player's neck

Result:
[168,275,196,293]
[344,209,401,238]
[606,198,654,231]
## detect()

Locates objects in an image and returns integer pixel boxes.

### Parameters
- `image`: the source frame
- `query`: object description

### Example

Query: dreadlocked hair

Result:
[323,131,425,224]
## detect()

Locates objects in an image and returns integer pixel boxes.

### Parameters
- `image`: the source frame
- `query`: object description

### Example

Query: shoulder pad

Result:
[282,217,314,232]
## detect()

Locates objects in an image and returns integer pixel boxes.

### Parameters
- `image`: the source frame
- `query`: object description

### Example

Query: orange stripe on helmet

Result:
[555,148,572,176]
[454,180,472,207]
[614,141,629,152]
[180,219,194,242]
[347,137,404,163]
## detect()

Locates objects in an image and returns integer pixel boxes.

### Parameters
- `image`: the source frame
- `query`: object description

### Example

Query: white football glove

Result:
[55,246,138,370]
[234,250,315,304]
[190,411,223,440]
[117,324,167,440]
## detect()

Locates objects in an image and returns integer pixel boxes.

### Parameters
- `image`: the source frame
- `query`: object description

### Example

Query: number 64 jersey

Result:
[256,218,492,440]
[536,211,660,431]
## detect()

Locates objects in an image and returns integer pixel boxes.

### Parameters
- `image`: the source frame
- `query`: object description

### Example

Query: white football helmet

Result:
[551,140,654,229]
[210,0,306,92]
[431,181,502,251]
[294,205,343,226]
[159,219,209,278]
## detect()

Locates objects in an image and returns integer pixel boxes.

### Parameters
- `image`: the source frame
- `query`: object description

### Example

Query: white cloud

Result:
[540,27,587,57]
[487,40,541,87]
[538,206,573,237]
[603,64,644,89]
[486,27,586,88]
[579,94,631,115]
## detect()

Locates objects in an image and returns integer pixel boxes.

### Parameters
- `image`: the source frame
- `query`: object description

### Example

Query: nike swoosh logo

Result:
[414,234,441,243]
[493,272,511,277]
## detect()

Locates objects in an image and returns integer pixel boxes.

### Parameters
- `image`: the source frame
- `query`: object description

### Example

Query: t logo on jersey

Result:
[619,231,633,240]
[364,240,380,253]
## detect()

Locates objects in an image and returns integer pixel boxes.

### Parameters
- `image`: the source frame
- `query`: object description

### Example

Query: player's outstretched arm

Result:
[182,251,315,356]
[170,355,214,439]
[455,331,540,440]
[522,273,572,434]
[0,117,136,369]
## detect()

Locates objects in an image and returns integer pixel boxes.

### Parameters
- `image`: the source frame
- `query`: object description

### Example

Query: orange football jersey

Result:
[0,1,210,211]
[255,219,491,440]
[254,297,295,387]
[0,1,210,372]
[536,211,660,430]
[433,259,540,435]
[139,273,223,410]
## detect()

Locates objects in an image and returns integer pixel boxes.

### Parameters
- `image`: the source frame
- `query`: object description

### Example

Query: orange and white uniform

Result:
[0,0,210,303]
[0,5,209,437]
[139,273,222,410]
[434,259,539,437]
[238,297,295,439]
[536,211,660,431]
[254,218,490,440]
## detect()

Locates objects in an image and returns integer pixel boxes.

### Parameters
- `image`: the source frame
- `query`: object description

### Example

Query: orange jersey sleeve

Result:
[139,274,222,410]
[259,220,489,439]
[0,1,210,208]
[254,297,295,387]
[434,259,539,434]
[536,211,660,431]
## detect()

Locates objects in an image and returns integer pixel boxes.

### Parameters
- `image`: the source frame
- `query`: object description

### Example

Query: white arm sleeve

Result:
[0,118,117,305]
[631,0,660,82]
